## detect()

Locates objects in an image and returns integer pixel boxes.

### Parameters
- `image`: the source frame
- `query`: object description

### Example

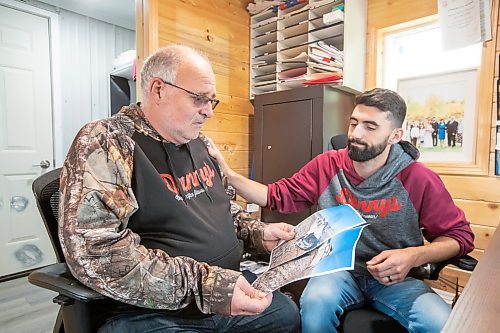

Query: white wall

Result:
[56,8,135,165]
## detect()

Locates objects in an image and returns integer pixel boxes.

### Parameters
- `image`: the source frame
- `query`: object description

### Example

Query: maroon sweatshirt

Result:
[267,141,474,275]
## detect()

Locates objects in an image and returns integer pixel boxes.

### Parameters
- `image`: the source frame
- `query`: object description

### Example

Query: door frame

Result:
[0,0,64,167]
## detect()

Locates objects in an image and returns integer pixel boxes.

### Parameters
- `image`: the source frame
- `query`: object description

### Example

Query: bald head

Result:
[140,45,211,97]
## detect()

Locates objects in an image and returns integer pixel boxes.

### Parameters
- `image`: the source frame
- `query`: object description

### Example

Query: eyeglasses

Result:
[160,79,220,110]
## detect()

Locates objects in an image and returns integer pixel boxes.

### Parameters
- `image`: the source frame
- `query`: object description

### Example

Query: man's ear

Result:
[150,79,163,105]
[388,127,404,145]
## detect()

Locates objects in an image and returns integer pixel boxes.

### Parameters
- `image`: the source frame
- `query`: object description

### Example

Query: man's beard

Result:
[347,136,389,162]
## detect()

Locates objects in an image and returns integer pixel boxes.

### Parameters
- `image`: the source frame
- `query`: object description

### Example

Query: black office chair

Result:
[28,168,104,333]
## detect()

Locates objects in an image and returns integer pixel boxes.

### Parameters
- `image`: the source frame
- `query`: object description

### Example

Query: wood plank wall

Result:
[136,0,253,177]
[366,0,500,293]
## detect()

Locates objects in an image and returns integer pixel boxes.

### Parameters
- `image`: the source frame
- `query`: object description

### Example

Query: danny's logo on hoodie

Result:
[336,188,402,218]
[160,162,215,199]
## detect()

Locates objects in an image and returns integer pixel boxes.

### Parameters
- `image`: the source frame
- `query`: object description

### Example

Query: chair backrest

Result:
[32,168,64,262]
[331,134,348,150]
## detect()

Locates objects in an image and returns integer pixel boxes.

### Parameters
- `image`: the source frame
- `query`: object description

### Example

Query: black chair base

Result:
[340,308,407,333]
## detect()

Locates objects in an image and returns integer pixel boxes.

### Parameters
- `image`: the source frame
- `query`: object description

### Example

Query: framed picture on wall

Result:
[397,68,479,164]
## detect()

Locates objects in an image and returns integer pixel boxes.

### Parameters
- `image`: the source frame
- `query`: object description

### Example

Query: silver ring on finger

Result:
[387,275,392,283]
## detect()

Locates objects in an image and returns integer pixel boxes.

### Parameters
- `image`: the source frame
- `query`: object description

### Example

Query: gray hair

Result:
[140,45,210,96]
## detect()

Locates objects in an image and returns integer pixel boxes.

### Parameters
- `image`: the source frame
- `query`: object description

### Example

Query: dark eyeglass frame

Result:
[160,78,220,110]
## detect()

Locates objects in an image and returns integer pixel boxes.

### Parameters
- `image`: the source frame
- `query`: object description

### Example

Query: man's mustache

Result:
[348,138,368,147]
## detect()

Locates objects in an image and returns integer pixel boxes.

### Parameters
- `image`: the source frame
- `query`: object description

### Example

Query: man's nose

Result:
[201,103,214,118]
[350,125,364,139]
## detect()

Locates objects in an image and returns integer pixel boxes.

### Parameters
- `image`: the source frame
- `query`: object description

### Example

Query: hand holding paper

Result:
[252,204,368,294]
[263,223,296,252]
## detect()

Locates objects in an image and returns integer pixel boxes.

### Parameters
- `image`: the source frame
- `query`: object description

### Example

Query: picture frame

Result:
[398,69,479,164]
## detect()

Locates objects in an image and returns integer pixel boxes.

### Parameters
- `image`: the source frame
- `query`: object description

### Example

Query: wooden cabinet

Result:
[253,86,354,225]
[250,0,367,98]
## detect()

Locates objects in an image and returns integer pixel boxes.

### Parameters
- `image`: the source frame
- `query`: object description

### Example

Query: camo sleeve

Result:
[58,119,240,315]
[231,201,269,254]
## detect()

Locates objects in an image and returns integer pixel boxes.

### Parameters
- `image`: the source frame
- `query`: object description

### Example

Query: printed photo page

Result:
[252,204,368,294]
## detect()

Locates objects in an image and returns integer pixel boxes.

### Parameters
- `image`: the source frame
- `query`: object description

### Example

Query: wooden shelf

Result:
[249,0,366,98]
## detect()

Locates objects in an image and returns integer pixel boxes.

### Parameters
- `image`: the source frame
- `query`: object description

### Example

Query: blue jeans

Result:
[300,271,451,333]
[98,271,299,333]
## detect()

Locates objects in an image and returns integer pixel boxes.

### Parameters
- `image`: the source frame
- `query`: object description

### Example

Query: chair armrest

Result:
[28,263,105,302]
[408,255,478,281]
[446,254,477,271]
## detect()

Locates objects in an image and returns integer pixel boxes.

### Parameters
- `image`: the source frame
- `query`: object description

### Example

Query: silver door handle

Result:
[11,196,29,212]
[32,159,51,169]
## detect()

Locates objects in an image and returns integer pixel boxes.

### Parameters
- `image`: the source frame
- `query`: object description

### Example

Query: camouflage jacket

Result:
[59,104,267,316]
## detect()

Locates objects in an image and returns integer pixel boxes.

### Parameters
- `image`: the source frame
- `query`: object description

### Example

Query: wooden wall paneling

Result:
[233,168,250,178]
[204,113,252,133]
[215,95,254,117]
[470,224,497,250]
[136,0,159,100]
[454,199,500,228]
[136,0,254,180]
[156,1,250,99]
[468,248,484,261]
[220,150,250,170]
[203,131,252,151]
[441,175,500,202]
[367,0,436,28]
[427,266,475,294]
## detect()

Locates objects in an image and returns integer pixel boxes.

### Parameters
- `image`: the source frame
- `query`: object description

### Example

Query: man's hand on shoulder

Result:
[263,223,296,252]
[230,276,272,316]
[203,135,232,177]
[366,248,418,285]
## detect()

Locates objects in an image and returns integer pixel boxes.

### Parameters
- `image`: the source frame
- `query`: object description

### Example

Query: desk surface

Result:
[442,225,500,332]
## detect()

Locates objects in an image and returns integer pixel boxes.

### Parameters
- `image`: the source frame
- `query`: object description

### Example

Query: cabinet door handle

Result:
[267,145,272,150]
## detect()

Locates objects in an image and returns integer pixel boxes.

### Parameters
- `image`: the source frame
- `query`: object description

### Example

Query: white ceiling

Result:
[38,0,136,30]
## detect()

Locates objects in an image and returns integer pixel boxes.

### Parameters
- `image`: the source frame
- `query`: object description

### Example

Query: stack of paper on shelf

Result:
[308,41,344,76]
[278,67,307,81]
[303,72,343,85]
[252,79,277,87]
[247,0,281,15]
[279,51,308,64]
[306,62,343,73]
[252,60,269,68]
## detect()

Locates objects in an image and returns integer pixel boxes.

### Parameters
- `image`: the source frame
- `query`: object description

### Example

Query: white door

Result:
[0,4,57,277]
